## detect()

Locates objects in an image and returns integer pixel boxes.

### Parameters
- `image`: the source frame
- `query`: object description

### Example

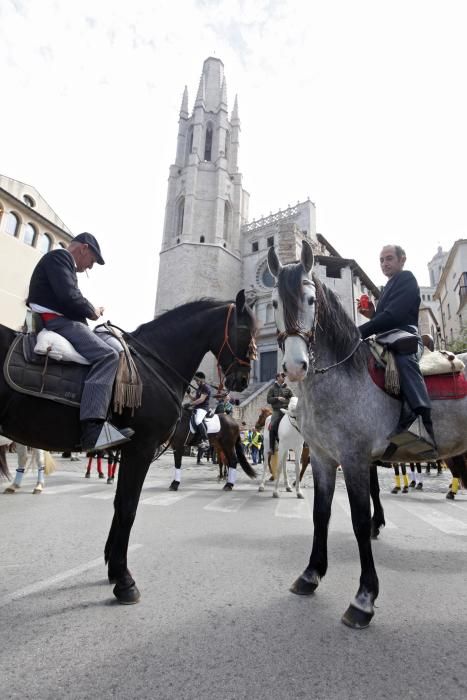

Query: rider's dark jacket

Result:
[27,249,95,324]
[358,270,420,338]
[358,269,430,412]
[267,382,294,418]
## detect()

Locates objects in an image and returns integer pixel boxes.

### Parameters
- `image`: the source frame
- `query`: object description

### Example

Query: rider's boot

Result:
[197,421,209,450]
[81,420,134,452]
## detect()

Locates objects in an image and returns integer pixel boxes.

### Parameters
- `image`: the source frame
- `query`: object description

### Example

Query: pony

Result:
[0,291,256,605]
[166,406,256,490]
[267,239,467,629]
[258,397,305,498]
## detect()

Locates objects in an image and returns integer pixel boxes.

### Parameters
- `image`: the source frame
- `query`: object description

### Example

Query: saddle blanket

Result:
[189,414,221,434]
[369,357,467,401]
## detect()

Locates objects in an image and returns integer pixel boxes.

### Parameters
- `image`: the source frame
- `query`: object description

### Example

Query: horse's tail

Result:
[235,438,257,479]
[0,445,10,479]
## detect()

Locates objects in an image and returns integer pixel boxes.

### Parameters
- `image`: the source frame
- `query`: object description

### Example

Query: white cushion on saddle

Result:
[205,414,221,434]
[420,349,465,376]
[280,396,298,416]
[34,330,90,365]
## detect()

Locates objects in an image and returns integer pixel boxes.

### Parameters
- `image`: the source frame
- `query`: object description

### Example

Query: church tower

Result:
[155,57,249,313]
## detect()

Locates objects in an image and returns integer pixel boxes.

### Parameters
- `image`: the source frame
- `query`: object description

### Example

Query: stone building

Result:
[154,57,381,416]
[433,239,467,346]
[0,175,72,330]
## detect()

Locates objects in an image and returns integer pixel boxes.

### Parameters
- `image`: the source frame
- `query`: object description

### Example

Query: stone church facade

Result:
[155,57,380,401]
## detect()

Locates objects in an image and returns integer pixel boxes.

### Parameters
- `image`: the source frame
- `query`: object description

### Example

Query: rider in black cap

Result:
[27,232,133,451]
[190,371,211,449]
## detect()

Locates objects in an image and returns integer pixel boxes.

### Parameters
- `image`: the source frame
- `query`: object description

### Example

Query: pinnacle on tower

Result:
[231,94,240,124]
[195,74,206,107]
[179,86,189,119]
[219,76,228,110]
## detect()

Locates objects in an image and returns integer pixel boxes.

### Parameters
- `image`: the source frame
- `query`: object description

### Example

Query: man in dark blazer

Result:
[358,244,436,454]
[27,232,133,451]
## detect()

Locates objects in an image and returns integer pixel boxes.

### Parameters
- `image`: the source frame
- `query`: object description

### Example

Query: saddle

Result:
[4,332,88,407]
[4,327,143,412]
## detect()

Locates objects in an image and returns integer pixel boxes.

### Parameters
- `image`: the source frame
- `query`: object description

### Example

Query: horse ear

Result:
[244,288,257,308]
[301,239,314,273]
[235,290,246,313]
[268,246,282,278]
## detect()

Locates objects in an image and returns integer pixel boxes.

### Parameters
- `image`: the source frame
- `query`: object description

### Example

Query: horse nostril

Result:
[301,361,308,372]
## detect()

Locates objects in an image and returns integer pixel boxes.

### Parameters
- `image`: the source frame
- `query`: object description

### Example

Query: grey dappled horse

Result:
[268,239,467,629]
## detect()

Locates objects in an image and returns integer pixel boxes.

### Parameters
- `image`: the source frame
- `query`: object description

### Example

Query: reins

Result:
[108,303,253,400]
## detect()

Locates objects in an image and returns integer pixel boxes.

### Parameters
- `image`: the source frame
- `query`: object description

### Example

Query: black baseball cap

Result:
[73,232,105,265]
[194,371,206,379]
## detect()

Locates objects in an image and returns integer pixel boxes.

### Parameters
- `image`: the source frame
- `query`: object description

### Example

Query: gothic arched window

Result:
[6,212,20,237]
[223,201,231,243]
[204,124,213,161]
[23,223,36,246]
[177,198,185,237]
[38,232,52,254]
[186,126,194,163]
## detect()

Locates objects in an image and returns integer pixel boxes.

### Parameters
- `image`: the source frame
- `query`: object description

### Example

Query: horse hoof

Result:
[258,485,265,492]
[98,473,105,479]
[32,483,43,494]
[272,491,279,498]
[297,492,304,499]
[286,486,292,493]
[113,583,141,604]
[169,480,180,491]
[371,527,380,540]
[446,491,455,500]
[290,572,318,596]
[84,473,90,478]
[341,604,374,629]
[106,478,113,484]
[223,483,233,491]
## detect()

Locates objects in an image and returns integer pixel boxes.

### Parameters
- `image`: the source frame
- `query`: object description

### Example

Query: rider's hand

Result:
[92,306,104,320]
[357,301,375,319]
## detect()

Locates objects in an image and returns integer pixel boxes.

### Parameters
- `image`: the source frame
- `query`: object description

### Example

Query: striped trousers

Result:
[44,317,120,421]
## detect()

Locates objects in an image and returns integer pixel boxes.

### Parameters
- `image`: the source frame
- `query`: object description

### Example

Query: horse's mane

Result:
[277,262,365,371]
[314,277,366,371]
[132,297,256,338]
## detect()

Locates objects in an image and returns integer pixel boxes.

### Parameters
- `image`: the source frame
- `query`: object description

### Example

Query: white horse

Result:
[258,397,305,498]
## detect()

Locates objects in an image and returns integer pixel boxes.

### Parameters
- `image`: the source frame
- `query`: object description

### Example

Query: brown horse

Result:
[166,406,256,491]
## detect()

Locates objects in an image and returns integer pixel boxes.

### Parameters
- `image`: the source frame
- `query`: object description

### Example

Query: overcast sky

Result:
[1,0,466,328]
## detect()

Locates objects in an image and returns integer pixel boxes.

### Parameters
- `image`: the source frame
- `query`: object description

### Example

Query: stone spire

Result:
[195,73,205,107]
[179,86,188,119]
[231,94,239,124]
[219,76,228,110]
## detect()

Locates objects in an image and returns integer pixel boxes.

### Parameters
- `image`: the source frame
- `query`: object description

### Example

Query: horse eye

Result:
[308,296,315,306]
[272,300,278,309]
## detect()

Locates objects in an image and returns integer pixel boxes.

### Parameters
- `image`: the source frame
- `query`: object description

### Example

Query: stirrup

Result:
[81,422,134,451]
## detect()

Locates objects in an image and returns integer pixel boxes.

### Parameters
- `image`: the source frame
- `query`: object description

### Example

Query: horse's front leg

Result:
[341,459,379,629]
[258,452,269,492]
[369,463,385,539]
[290,456,336,595]
[105,440,155,604]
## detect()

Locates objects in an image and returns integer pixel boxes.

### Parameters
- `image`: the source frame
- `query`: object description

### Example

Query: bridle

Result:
[117,302,256,396]
[215,303,257,392]
[274,286,362,375]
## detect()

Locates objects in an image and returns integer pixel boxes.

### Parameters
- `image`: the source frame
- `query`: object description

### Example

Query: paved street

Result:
[1,451,467,700]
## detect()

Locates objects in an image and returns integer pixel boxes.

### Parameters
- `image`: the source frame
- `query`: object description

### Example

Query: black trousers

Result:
[394,339,430,412]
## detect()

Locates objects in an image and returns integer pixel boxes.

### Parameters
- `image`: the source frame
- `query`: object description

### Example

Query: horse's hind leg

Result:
[295,449,304,499]
[169,449,182,491]
[341,459,379,629]
[290,457,336,595]
[222,449,237,491]
[105,440,155,604]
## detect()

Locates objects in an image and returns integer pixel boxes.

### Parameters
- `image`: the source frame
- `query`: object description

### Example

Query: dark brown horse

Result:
[166,406,256,490]
[0,292,256,604]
